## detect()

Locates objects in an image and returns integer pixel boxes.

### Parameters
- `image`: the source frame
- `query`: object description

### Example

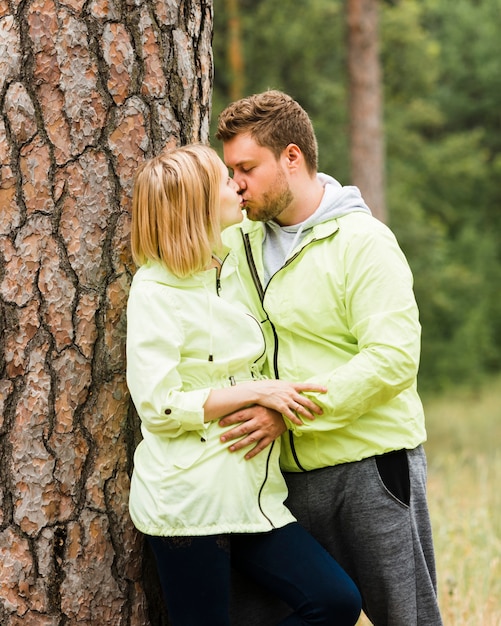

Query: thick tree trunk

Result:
[0,1,212,624]
[347,0,386,222]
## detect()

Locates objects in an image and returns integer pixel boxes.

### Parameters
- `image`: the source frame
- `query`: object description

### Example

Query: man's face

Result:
[222,133,293,223]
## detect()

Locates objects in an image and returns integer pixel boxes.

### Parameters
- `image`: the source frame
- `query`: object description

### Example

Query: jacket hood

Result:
[263,174,372,283]
[134,249,235,288]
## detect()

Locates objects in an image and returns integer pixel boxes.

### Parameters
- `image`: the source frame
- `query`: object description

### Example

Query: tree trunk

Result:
[0,1,212,624]
[347,0,386,222]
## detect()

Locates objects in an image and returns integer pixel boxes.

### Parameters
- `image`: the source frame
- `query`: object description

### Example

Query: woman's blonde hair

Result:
[131,144,224,277]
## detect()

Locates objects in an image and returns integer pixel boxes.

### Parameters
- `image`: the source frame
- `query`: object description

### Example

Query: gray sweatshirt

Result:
[263,173,372,284]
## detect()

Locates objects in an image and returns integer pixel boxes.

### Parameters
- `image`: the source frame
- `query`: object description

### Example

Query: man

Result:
[216,90,443,626]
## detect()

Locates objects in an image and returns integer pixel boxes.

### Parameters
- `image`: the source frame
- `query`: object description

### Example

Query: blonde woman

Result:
[126,144,361,626]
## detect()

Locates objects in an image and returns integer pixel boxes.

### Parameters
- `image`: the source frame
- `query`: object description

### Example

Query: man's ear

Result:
[283,143,302,172]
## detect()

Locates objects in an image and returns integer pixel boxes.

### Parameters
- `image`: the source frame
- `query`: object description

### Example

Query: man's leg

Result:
[284,446,443,626]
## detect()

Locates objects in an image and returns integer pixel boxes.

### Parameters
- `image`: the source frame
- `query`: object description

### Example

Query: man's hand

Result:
[219,406,287,460]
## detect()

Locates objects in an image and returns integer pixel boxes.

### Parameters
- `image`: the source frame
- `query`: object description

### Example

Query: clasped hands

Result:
[219,382,326,460]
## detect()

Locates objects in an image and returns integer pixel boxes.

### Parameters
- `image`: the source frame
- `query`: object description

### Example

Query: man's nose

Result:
[233,173,246,191]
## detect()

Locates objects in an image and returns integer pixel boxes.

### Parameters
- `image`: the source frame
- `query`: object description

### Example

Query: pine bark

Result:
[0,1,212,624]
[347,0,386,222]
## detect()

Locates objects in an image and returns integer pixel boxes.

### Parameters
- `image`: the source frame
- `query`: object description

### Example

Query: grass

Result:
[357,375,501,625]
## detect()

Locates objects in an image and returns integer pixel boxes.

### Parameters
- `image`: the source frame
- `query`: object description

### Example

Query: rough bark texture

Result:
[0,0,212,624]
[347,0,386,223]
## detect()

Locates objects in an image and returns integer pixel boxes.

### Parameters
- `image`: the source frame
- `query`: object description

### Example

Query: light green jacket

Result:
[222,213,427,472]
[126,258,295,535]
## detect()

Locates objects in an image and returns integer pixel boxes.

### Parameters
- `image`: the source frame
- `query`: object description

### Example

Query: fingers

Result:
[221,429,267,455]
[282,402,307,423]
[220,423,248,443]
[243,437,273,460]
[220,412,287,459]
[218,407,255,428]
[228,432,260,453]
[286,394,323,420]
[283,409,304,425]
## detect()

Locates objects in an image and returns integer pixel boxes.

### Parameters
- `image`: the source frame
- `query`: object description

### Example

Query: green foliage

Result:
[212,0,501,392]
[382,0,501,390]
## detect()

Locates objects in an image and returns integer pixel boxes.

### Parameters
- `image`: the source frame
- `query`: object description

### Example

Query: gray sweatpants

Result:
[229,446,443,626]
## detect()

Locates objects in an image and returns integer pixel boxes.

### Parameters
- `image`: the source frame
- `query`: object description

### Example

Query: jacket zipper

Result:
[217,246,276,523]
[242,231,316,472]
[257,442,276,527]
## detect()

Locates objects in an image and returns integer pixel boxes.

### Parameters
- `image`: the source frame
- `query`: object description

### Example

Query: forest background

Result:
[211,0,501,394]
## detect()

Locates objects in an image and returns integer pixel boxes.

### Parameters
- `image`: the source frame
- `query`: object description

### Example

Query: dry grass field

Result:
[357,375,501,626]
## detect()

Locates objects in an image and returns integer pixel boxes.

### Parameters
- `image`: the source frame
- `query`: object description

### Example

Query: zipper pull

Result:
[216,277,221,294]
[229,376,236,386]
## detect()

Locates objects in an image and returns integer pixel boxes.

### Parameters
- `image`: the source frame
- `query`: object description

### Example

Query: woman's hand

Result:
[239,380,326,424]
[203,379,326,426]
[213,381,327,459]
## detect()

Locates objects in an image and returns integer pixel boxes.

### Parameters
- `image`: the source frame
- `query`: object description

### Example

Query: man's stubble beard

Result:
[246,167,293,223]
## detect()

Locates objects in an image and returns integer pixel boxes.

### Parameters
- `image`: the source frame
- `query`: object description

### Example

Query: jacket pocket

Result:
[171,431,208,470]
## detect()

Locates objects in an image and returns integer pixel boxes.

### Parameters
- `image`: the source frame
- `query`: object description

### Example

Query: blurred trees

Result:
[211,0,501,391]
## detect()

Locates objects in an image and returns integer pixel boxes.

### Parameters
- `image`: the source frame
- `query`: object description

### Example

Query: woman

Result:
[126,144,361,626]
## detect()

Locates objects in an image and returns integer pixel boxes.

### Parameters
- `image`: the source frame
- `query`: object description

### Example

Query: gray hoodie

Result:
[263,173,372,284]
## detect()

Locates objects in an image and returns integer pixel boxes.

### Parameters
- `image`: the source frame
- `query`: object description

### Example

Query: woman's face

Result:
[218,158,243,230]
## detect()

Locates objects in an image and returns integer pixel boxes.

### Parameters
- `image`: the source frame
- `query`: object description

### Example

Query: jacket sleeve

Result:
[126,281,210,436]
[303,223,422,429]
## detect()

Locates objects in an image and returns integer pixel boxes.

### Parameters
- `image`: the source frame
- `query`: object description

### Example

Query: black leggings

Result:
[146,522,361,626]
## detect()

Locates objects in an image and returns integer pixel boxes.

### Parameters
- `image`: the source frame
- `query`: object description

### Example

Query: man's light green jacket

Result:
[222,212,427,472]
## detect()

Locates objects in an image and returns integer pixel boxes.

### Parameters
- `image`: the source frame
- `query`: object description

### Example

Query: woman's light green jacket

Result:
[126,258,295,536]
[222,212,427,472]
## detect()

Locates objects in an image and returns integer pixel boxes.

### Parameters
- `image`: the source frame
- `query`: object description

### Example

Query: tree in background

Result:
[225,0,245,100]
[347,0,386,222]
[0,1,212,624]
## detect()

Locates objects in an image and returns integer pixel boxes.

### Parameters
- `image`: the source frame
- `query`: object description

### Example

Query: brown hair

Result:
[131,144,223,277]
[216,90,318,174]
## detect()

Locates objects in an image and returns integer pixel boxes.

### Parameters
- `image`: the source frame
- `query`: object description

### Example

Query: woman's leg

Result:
[231,523,361,626]
[146,534,232,626]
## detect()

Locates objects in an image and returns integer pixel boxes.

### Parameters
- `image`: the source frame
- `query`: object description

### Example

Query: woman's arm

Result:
[203,380,327,424]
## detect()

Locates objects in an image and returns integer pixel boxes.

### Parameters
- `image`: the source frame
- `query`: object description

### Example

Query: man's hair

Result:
[131,144,223,277]
[216,90,318,174]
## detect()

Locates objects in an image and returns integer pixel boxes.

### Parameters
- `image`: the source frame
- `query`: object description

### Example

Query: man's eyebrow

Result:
[232,159,252,168]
